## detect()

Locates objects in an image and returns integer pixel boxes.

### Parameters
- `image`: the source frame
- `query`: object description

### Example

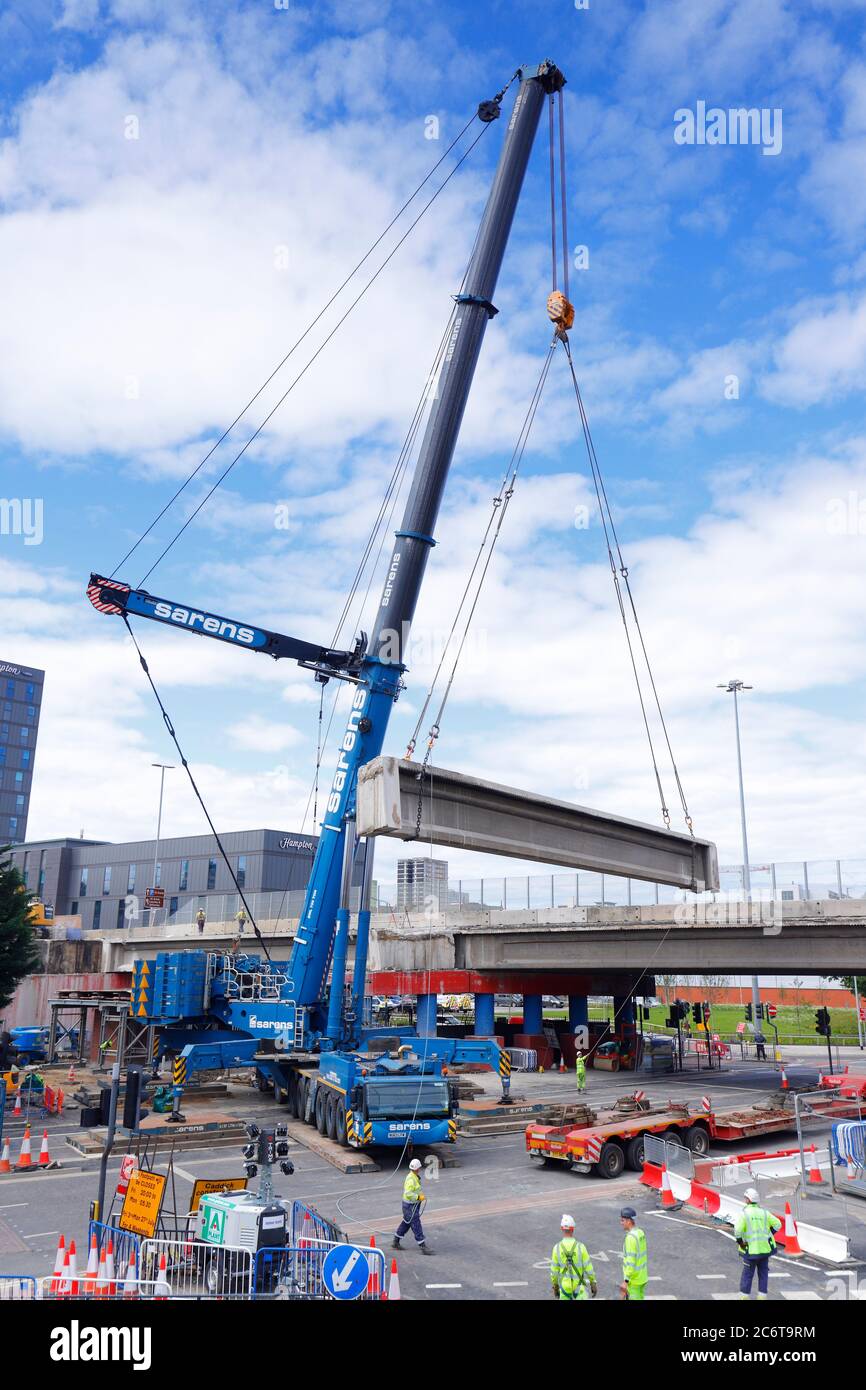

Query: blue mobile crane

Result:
[87,60,566,1149]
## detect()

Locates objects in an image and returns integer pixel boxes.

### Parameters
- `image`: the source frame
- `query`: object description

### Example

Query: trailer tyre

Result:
[685,1124,709,1155]
[295,1076,308,1122]
[325,1092,338,1142]
[334,1099,348,1146]
[625,1135,646,1171]
[257,1069,273,1093]
[597,1141,626,1179]
[315,1086,328,1135]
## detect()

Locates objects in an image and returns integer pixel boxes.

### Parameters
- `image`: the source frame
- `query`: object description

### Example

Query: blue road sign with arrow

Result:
[322,1244,370,1300]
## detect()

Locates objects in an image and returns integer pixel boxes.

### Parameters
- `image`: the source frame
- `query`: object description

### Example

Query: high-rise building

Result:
[396,856,449,911]
[0,659,44,845]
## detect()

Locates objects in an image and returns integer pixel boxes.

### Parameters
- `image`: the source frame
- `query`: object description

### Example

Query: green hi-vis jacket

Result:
[551,1238,595,1300]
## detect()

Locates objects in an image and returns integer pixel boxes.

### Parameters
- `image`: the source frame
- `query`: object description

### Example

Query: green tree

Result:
[829,974,866,998]
[0,846,40,1010]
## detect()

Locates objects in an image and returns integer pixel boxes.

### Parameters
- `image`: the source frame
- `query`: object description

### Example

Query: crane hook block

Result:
[477,99,501,123]
[546,290,575,336]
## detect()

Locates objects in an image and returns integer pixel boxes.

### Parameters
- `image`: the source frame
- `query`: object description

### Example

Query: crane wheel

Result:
[325,1092,338,1142]
[334,1100,348,1146]
[315,1087,328,1134]
[596,1141,626,1179]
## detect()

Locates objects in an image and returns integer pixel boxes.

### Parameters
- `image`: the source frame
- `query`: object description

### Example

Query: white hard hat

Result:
[744,1187,760,1203]
[560,1213,575,1229]
[409,1158,422,1171]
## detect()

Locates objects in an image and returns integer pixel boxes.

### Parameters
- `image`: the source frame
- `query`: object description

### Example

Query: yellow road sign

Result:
[118,1168,167,1238]
[189,1177,248,1213]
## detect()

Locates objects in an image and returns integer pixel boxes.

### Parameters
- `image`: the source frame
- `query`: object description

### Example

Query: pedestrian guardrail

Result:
[0,1275,38,1300]
[88,1219,140,1279]
[506,1048,538,1072]
[253,1242,386,1300]
[644,1134,694,1178]
[290,1198,345,1247]
[139,1235,254,1299]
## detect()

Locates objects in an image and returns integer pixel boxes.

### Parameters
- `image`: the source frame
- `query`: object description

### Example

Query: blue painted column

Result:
[417,993,437,1037]
[568,995,588,1030]
[523,993,543,1034]
[474,992,495,1036]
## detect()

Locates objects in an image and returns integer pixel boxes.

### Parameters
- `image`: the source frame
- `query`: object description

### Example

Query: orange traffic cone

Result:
[84,1231,99,1285]
[67,1239,80,1295]
[15,1125,33,1169]
[57,1088,64,1116]
[387,1257,401,1300]
[57,1246,72,1298]
[781,1202,803,1257]
[106,1238,116,1296]
[298,1208,315,1249]
[0,1138,11,1173]
[95,1246,109,1298]
[807,1145,825,1185]
[68,1063,76,1084]
[368,1235,381,1299]
[122,1251,138,1299]
[50,1235,66,1295]
[780,1068,789,1091]
[154,1251,170,1299]
[660,1165,678,1208]
[558,1058,565,1073]
[38,1129,51,1167]
[12,1089,21,1117]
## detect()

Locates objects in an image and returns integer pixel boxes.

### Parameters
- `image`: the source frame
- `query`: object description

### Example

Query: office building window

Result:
[2,702,10,720]
[21,750,30,766]
[179,859,189,891]
[116,899,127,930]
[25,683,34,701]
[0,748,6,767]
[5,680,13,699]
[92,901,102,930]
[22,852,29,887]
[237,855,247,889]
[103,865,111,895]
[19,726,28,742]
[207,858,217,890]
[15,795,24,812]
[79,866,88,897]
[127,863,136,893]
[0,724,8,740]
[8,817,18,837]
[14,771,23,786]
[38,850,45,897]
[169,896,179,917]
[26,705,36,722]
[71,900,78,915]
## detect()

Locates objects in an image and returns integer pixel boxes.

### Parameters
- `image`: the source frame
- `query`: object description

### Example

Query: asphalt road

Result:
[1,1057,864,1301]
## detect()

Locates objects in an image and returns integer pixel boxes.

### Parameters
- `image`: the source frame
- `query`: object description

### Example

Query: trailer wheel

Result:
[685,1124,709,1155]
[625,1135,646,1171]
[334,1099,348,1146]
[597,1142,626,1179]
[315,1086,328,1135]
[295,1076,308,1122]
[257,1069,273,1093]
[325,1092,338,1142]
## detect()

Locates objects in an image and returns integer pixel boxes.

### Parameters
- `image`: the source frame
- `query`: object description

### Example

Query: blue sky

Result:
[1,0,865,880]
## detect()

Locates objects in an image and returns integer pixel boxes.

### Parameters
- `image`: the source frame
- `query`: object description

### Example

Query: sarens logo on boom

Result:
[327,683,370,814]
[149,599,258,645]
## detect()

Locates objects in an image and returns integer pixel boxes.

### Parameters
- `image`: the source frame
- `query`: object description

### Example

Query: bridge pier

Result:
[417,993,437,1036]
[522,993,543,1034]
[474,991,495,1036]
[568,994,588,1030]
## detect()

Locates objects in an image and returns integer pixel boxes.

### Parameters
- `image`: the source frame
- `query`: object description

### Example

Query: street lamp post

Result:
[717,681,762,1039]
[150,763,174,914]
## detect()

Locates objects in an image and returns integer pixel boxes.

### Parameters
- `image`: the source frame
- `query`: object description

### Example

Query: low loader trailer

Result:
[526,1091,862,1179]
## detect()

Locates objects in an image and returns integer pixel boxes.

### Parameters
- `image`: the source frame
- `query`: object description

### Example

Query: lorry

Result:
[91,61,569,1147]
[526,1089,865,1178]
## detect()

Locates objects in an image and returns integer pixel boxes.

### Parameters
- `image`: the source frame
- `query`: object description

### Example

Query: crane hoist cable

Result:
[121,615,272,961]
[560,335,695,835]
[406,336,558,796]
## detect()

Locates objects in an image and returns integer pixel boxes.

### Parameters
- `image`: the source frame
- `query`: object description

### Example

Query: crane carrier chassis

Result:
[526,1091,864,1178]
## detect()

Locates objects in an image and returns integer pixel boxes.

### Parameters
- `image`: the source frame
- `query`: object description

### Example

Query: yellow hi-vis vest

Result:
[402,1170,424,1204]
[550,1238,594,1300]
[622,1227,648,1286]
[734,1204,781,1256]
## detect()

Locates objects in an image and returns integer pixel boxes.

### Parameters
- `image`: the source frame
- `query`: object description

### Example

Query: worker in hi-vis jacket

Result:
[392,1158,434,1255]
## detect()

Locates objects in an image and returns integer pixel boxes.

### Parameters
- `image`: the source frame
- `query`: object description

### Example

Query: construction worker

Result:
[235,909,247,935]
[392,1157,433,1255]
[575,1049,587,1092]
[735,1187,781,1300]
[196,909,206,935]
[550,1214,597,1300]
[619,1207,648,1300]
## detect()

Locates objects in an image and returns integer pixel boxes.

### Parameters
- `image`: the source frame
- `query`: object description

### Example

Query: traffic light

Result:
[815,1007,831,1036]
[692,1003,702,1025]
[122,1067,148,1130]
[756,1002,764,1021]
[745,1003,753,1022]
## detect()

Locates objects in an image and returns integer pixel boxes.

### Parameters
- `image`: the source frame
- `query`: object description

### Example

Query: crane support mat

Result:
[357,757,719,891]
[279,1118,381,1173]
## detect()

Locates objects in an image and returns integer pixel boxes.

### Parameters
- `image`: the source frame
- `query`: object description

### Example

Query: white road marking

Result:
[781,1290,823,1300]
[426,1283,462,1289]
[25,1230,59,1239]
[493,1281,529,1287]
[158,1163,197,1182]
[0,1203,27,1210]
[647,1294,677,1300]
[768,1272,791,1278]
[696,1274,727,1280]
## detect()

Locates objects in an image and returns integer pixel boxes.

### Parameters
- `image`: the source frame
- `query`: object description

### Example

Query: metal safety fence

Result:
[0,1275,38,1300]
[253,1242,386,1300]
[88,1219,141,1278]
[290,1199,344,1247]
[139,1236,254,1299]
[644,1133,695,1179]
